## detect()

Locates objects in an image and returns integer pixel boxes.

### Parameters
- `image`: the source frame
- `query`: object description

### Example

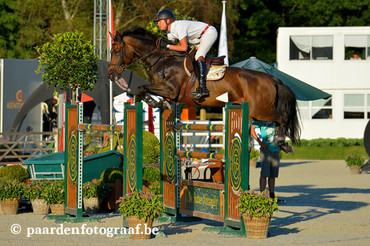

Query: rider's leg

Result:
[191,56,209,100]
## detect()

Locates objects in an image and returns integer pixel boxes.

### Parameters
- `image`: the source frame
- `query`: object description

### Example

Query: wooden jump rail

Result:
[175,123,224,132]
[78,123,123,132]
[176,150,224,160]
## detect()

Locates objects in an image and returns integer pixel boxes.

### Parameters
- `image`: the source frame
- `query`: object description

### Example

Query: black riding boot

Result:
[191,60,209,100]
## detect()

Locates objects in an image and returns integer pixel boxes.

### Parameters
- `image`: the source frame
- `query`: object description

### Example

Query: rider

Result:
[154,9,218,100]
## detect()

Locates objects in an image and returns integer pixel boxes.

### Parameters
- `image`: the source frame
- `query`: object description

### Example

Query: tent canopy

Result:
[231,57,331,101]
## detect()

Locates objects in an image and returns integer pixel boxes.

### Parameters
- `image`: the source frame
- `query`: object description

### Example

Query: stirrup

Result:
[191,89,209,100]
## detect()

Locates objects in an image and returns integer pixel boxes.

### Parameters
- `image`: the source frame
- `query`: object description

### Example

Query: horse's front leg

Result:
[138,86,171,110]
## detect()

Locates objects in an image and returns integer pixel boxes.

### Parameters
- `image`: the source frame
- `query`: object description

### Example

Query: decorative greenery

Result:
[237,190,278,219]
[36,31,99,94]
[250,148,260,161]
[143,166,160,182]
[23,180,49,200]
[0,179,23,200]
[99,167,123,184]
[44,180,64,204]
[288,138,364,147]
[83,180,111,199]
[345,153,365,166]
[148,182,160,195]
[117,191,164,221]
[143,131,160,164]
[0,165,30,182]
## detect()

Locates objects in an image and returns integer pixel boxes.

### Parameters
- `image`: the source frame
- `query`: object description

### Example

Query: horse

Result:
[108,26,300,153]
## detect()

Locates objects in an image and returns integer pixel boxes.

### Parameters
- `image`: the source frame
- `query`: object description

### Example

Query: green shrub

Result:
[290,138,364,147]
[99,167,123,183]
[143,166,160,182]
[0,165,30,182]
[143,131,160,164]
[250,148,260,161]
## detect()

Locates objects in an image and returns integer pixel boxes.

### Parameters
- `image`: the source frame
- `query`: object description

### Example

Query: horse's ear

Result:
[115,31,122,40]
[109,31,115,40]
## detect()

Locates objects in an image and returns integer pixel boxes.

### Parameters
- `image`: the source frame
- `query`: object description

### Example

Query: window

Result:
[290,35,333,60]
[343,94,370,119]
[344,35,370,60]
[298,98,332,119]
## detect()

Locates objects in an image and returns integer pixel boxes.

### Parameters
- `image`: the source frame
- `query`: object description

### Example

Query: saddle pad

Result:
[206,65,227,81]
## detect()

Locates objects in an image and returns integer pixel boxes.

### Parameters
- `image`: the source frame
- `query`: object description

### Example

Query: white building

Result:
[277,27,370,139]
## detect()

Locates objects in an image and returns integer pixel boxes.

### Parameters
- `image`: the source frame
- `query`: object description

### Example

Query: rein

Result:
[109,39,170,74]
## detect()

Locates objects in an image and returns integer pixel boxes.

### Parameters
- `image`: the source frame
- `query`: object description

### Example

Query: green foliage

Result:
[236,190,279,219]
[99,167,123,184]
[0,0,20,58]
[146,9,196,37]
[117,191,164,221]
[83,180,111,199]
[291,138,363,147]
[345,153,365,167]
[142,131,160,164]
[0,165,30,182]
[44,180,64,204]
[148,181,160,195]
[250,148,260,161]
[143,166,160,182]
[36,31,99,92]
[0,178,23,200]
[23,180,49,200]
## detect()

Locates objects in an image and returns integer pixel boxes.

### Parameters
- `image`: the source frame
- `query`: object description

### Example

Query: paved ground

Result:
[0,159,369,245]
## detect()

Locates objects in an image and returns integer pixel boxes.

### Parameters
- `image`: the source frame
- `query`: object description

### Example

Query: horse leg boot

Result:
[191,60,209,100]
[142,93,159,108]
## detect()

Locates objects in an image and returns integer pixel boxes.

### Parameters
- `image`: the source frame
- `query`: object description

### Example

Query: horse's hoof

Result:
[160,100,171,110]
[280,143,294,154]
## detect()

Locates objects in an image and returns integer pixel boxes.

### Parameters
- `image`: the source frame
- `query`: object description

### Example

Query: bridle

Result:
[108,38,161,74]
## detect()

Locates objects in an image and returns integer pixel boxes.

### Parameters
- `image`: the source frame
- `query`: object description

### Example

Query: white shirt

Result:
[167,20,210,45]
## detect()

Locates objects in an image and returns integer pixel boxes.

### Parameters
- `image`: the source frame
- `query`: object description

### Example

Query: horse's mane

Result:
[122,26,159,42]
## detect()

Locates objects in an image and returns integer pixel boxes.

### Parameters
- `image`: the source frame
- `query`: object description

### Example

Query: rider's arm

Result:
[251,125,268,151]
[168,37,188,52]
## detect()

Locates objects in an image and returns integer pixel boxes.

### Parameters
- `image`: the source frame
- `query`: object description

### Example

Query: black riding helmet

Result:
[154,9,175,22]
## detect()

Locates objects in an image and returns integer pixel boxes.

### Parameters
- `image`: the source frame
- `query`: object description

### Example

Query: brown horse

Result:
[108,26,300,153]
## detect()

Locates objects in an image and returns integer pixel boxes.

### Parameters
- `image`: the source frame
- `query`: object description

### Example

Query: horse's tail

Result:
[273,77,301,144]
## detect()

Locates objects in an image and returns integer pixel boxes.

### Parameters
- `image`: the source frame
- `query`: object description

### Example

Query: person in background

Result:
[154,9,218,100]
[251,121,286,204]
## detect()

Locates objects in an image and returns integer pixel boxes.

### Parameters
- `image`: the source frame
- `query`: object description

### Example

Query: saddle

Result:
[179,48,227,105]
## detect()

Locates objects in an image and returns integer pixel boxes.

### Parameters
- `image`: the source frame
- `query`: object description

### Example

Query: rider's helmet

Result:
[154,9,175,22]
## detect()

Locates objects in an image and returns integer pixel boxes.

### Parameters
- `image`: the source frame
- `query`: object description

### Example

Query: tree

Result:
[36,31,99,101]
[0,0,20,58]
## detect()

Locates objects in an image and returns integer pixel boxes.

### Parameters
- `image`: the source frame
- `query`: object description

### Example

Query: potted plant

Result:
[45,180,64,215]
[0,179,24,215]
[83,179,110,213]
[250,148,260,168]
[237,190,278,239]
[117,191,164,239]
[345,153,364,174]
[23,180,50,215]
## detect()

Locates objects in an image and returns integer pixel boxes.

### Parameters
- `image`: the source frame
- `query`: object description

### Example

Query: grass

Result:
[281,146,368,160]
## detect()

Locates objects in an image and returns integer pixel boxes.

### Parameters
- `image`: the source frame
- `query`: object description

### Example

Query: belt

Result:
[199,24,211,39]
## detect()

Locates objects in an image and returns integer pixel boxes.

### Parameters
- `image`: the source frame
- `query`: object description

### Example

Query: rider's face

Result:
[157,19,168,31]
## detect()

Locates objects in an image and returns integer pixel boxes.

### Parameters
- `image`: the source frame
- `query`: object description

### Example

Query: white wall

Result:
[277,27,370,139]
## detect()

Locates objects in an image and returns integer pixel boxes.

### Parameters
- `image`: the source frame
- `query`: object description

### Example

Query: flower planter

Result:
[0,202,3,214]
[125,216,154,239]
[31,199,49,215]
[83,197,101,213]
[50,204,64,215]
[250,160,257,168]
[349,165,362,174]
[1,199,20,215]
[243,214,271,239]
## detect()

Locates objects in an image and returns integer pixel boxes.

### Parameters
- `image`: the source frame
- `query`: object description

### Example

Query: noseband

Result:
[109,38,161,75]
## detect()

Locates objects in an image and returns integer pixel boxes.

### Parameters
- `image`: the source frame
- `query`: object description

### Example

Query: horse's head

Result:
[108,31,134,82]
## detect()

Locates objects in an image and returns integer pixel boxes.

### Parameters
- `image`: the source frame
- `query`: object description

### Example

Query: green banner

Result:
[186,186,221,216]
